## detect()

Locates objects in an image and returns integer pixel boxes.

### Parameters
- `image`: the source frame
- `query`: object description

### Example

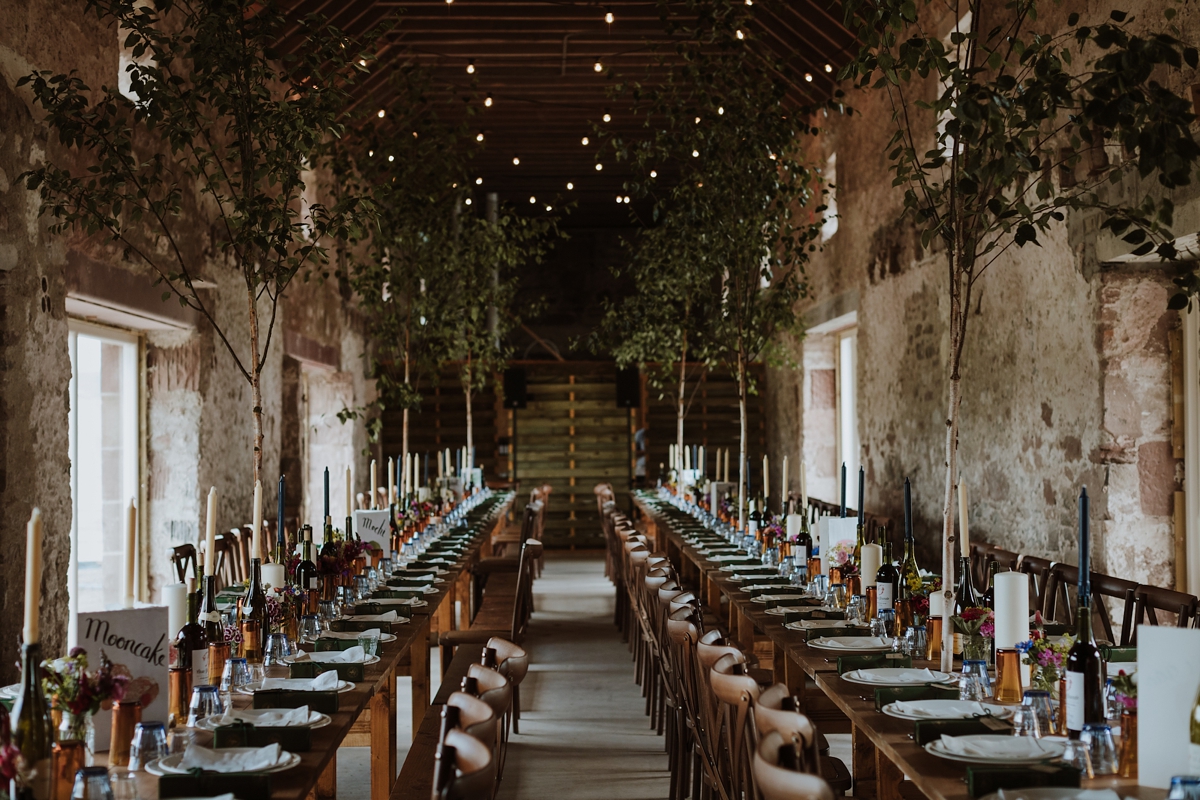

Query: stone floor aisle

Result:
[496,553,672,800]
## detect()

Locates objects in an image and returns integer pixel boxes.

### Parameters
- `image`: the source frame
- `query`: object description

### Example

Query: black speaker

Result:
[503,367,528,409]
[615,367,640,408]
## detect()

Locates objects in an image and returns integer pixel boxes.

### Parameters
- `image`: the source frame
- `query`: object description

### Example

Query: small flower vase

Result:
[57,711,96,765]
[1118,709,1138,778]
[962,635,990,662]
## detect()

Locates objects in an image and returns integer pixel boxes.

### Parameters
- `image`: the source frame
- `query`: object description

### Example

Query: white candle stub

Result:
[860,543,882,589]
[163,582,188,640]
[992,571,1030,650]
[929,591,946,617]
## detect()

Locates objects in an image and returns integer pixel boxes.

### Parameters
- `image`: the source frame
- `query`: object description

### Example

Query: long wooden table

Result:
[634,493,1165,800]
[112,493,514,800]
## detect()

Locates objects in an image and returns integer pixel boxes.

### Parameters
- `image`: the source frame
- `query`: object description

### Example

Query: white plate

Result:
[882,699,1013,721]
[840,668,956,686]
[807,635,888,651]
[924,735,1066,765]
[319,631,397,643]
[765,605,828,616]
[196,710,332,730]
[284,653,381,666]
[238,679,355,695]
[146,749,302,775]
[752,593,809,604]
[783,621,851,633]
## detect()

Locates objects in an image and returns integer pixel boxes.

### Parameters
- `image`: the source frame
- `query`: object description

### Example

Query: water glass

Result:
[300,614,322,643]
[829,583,847,610]
[846,595,866,625]
[1022,690,1055,736]
[900,627,916,656]
[1060,738,1094,778]
[357,630,381,657]
[187,684,224,728]
[219,657,252,706]
[263,634,292,679]
[1009,707,1041,738]
[109,772,138,800]
[354,575,371,601]
[1081,723,1118,776]
[809,574,828,599]
[378,558,394,577]
[72,766,114,800]
[1104,678,1122,721]
[128,721,168,771]
[870,616,888,639]
[1168,777,1200,800]
[878,609,897,638]
[959,660,992,701]
[318,600,340,630]
[166,727,193,755]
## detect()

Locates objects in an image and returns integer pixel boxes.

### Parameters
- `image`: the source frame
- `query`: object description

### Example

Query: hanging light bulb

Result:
[476,131,485,142]
[567,181,574,190]
[805,72,813,82]
[581,136,590,146]
[485,93,493,107]
[388,155,395,162]
[475,177,483,185]
[513,156,520,165]
[358,59,367,67]
[466,59,475,74]
[623,196,631,203]
[594,59,604,72]
[692,149,699,157]
[465,197,473,205]
[605,9,614,23]
[413,131,419,138]
[718,106,725,115]
[545,204,553,211]
[368,150,374,157]
[595,163,603,171]
[695,116,701,124]
[824,63,833,73]
[602,111,612,122]
[650,169,657,178]
[736,29,744,39]
[616,195,623,204]
[377,109,385,118]
[529,196,536,204]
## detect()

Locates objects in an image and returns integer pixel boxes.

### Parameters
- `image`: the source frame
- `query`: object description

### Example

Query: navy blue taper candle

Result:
[1078,486,1090,603]
[839,462,847,518]
[903,478,913,542]
[323,467,329,520]
[277,475,286,554]
[857,466,865,521]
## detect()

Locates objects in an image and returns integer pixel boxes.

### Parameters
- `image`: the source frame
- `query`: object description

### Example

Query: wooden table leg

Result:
[736,606,755,652]
[784,652,807,702]
[876,747,905,800]
[317,756,337,799]
[456,570,471,631]
[370,669,393,800]
[411,616,431,741]
[852,723,878,799]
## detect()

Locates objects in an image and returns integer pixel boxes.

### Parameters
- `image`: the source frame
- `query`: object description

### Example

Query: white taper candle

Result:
[125,499,137,608]
[204,487,217,577]
[24,508,43,644]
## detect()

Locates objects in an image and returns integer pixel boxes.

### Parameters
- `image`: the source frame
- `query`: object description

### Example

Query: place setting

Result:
[145,742,303,776]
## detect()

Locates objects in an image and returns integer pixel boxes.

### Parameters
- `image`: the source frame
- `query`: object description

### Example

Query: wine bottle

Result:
[796,510,813,562]
[388,502,401,557]
[12,642,51,793]
[852,521,866,574]
[953,552,978,655]
[981,561,999,609]
[1188,682,1200,773]
[900,530,921,596]
[1066,487,1103,739]
[294,527,319,607]
[241,558,266,663]
[198,573,223,642]
[175,585,209,689]
[875,540,899,612]
[320,519,340,601]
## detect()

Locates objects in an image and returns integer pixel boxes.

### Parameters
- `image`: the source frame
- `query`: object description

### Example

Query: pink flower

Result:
[0,744,21,781]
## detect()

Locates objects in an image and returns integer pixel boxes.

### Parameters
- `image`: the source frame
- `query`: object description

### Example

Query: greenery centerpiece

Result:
[951,606,995,661]
[1016,618,1074,692]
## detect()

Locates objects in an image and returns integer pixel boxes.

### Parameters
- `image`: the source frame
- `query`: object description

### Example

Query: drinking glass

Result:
[959,660,992,701]
[300,614,322,643]
[263,634,291,679]
[378,558,394,577]
[1168,777,1200,800]
[1060,739,1094,778]
[72,766,114,800]
[1022,690,1055,736]
[1104,678,1121,722]
[910,626,928,658]
[846,595,866,625]
[809,574,828,600]
[357,629,381,657]
[1009,707,1041,738]
[318,600,339,630]
[878,609,897,638]
[1081,723,1118,776]
[829,583,847,610]
[187,684,224,728]
[166,727,193,755]
[870,616,888,639]
[128,721,168,771]
[354,576,371,602]
[219,657,251,707]
[109,772,138,800]
[246,662,265,690]
[900,627,916,656]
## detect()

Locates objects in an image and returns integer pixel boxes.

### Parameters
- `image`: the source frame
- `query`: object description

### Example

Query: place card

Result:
[353,510,391,550]
[1138,626,1200,788]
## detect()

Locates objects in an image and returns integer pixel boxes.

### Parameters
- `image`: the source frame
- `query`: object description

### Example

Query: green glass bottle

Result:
[12,642,51,795]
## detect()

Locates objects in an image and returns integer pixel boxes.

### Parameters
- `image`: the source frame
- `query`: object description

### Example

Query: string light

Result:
[595,163,603,171]
[824,63,833,73]
[513,156,521,165]
[624,196,631,203]
[594,59,604,72]
[465,197,472,205]
[718,106,725,115]
[388,155,395,162]
[413,131,418,138]
[804,72,813,82]
[692,149,699,157]
[695,116,701,124]
[736,29,744,39]
[358,59,367,67]
[476,132,485,142]
[567,182,574,190]
[545,204,553,211]
[602,111,612,122]
[368,150,374,157]
[475,177,483,185]
[485,93,493,107]
[650,169,657,178]
[466,59,475,74]
[616,195,623,204]
[529,196,537,204]
[377,109,385,118]
[605,9,614,23]
[581,136,590,146]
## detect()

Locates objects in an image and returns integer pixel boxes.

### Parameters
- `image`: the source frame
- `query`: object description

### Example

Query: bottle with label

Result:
[1189,683,1200,773]
[320,519,340,601]
[981,561,999,609]
[953,552,978,654]
[176,585,209,690]
[900,531,921,595]
[12,641,52,797]
[1065,601,1104,739]
[875,540,899,612]
[241,558,266,663]
[852,521,866,574]
[198,573,223,642]
[294,526,319,614]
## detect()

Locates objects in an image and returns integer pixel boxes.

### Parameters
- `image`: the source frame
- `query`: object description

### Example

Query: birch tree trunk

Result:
[677,333,687,482]
[464,357,475,473]
[247,281,264,534]
[737,351,748,532]
[401,323,411,498]
[940,264,969,672]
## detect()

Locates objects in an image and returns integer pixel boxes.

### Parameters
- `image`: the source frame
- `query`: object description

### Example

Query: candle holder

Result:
[924,616,943,661]
[52,740,85,800]
[168,666,191,728]
[994,648,1023,703]
[108,700,142,768]
[207,642,231,686]
[846,575,862,598]
[865,586,878,621]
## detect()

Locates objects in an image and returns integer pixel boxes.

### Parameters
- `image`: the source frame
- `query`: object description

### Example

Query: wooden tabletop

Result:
[633,493,1166,800]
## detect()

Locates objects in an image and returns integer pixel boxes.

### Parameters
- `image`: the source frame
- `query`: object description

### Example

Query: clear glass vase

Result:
[57,710,96,765]
[962,635,990,663]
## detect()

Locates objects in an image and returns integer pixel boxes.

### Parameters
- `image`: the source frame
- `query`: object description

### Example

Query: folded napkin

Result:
[848,668,942,683]
[890,700,994,719]
[207,707,320,727]
[996,790,1120,800]
[365,597,421,605]
[321,628,383,641]
[292,646,367,664]
[259,670,342,692]
[180,743,286,773]
[349,611,398,622]
[813,635,884,647]
[938,735,1062,759]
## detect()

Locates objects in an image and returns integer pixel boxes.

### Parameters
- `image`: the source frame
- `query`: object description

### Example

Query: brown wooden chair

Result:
[1043,564,1137,645]
[230,526,252,579]
[753,731,836,800]
[1129,585,1199,644]
[169,544,198,583]
[212,533,239,590]
[431,728,496,800]
[1018,555,1054,613]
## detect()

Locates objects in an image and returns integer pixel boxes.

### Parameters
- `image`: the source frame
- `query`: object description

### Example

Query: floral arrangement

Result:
[268,585,304,631]
[951,607,995,639]
[764,521,785,542]
[222,622,244,647]
[40,648,128,717]
[1111,669,1137,710]
[830,541,857,576]
[1015,616,1074,692]
[0,706,20,783]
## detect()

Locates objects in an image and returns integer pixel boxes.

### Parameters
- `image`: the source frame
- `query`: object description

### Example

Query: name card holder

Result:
[253,689,340,715]
[348,603,413,618]
[331,618,396,634]
[289,661,365,683]
[873,685,959,712]
[213,722,312,751]
[159,774,272,798]
[913,717,1013,746]
[966,765,1080,798]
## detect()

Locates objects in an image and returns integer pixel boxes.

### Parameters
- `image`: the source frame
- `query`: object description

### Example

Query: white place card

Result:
[816,516,859,576]
[354,509,392,550]
[1138,625,1200,788]
[710,482,734,515]
[77,606,170,749]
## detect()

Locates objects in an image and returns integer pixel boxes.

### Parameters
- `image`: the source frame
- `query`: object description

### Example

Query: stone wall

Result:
[763,1,1196,585]
[0,5,376,682]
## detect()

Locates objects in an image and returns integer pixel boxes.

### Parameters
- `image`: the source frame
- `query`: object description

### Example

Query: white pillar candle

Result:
[437,451,444,479]
[763,455,769,499]
[929,590,946,617]
[164,582,188,639]
[959,480,970,556]
[861,543,883,588]
[993,571,1030,650]
[261,563,287,593]
[204,487,217,577]
[387,457,395,504]
[24,508,43,644]
[252,480,263,561]
[370,460,377,510]
[800,462,808,509]
[445,448,452,476]
[699,446,705,478]
[786,514,803,540]
[782,456,789,504]
[345,467,353,520]
[125,500,137,608]
[723,449,730,483]
[412,453,420,490]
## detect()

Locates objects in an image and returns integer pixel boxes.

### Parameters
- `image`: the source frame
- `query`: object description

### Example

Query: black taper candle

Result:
[840,462,847,518]
[1078,486,1090,603]
[277,475,286,553]
[857,466,865,521]
[903,478,913,541]
[323,467,329,520]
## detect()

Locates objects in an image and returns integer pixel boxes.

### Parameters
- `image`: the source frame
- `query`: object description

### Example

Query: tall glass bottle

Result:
[294,526,319,614]
[1065,602,1103,739]
[875,540,899,612]
[320,518,340,601]
[795,510,813,563]
[981,561,999,609]
[198,573,223,642]
[241,559,266,663]
[12,642,52,795]
[900,531,921,597]
[176,587,209,691]
[852,520,866,574]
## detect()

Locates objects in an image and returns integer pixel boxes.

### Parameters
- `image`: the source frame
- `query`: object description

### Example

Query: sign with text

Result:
[77,606,170,748]
[354,509,392,550]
